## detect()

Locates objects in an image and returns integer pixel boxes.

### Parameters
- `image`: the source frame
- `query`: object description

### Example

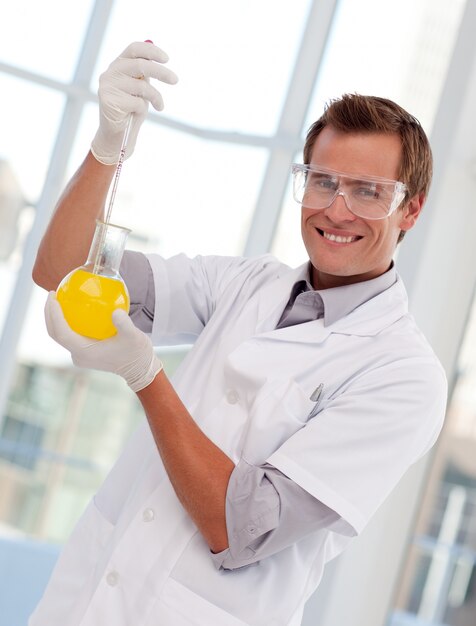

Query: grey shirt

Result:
[120,251,397,570]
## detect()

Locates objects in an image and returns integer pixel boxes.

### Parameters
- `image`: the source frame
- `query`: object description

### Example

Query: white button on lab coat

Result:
[30,254,447,626]
[226,389,239,404]
[105,571,119,587]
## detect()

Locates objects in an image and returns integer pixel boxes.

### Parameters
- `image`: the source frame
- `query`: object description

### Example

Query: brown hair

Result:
[303,94,432,240]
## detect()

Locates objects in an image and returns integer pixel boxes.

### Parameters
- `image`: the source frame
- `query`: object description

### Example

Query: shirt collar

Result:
[295,262,397,327]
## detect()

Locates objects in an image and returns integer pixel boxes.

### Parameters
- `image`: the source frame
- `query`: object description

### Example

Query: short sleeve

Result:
[120,250,155,332]
[212,460,351,571]
[146,253,280,345]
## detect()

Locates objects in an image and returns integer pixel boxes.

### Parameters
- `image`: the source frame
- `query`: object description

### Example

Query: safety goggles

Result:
[292,164,408,220]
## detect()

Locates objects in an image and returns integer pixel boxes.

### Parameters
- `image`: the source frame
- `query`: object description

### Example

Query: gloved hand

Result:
[45,292,163,392]
[91,41,178,165]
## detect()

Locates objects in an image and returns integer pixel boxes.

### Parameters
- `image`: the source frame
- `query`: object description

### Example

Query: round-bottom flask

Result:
[56,221,131,339]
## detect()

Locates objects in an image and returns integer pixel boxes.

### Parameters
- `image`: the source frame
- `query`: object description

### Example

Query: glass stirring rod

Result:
[93,113,133,274]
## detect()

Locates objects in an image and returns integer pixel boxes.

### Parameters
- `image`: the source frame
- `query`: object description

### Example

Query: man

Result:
[30,41,447,626]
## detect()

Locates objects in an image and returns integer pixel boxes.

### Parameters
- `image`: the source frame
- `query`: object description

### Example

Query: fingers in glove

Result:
[112,308,141,338]
[114,42,179,89]
[100,65,177,113]
[45,291,72,345]
[118,74,168,111]
[44,292,92,350]
[97,90,149,122]
[120,41,171,64]
[44,291,59,338]
[108,56,178,85]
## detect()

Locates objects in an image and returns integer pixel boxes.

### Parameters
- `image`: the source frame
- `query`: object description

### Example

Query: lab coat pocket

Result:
[29,499,115,625]
[63,499,115,588]
[241,378,317,465]
[55,498,115,574]
[91,496,116,540]
[158,577,249,625]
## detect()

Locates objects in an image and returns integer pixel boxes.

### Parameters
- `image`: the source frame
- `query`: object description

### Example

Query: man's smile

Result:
[316,228,363,244]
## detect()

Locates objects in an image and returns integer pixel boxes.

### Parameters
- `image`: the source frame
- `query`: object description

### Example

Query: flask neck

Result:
[84,220,131,278]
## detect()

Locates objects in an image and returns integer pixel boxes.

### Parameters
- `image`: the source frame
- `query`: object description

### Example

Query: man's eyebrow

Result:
[308,168,335,177]
[351,177,377,184]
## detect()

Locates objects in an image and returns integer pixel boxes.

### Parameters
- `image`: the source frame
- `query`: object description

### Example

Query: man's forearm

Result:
[137,371,235,553]
[32,151,115,291]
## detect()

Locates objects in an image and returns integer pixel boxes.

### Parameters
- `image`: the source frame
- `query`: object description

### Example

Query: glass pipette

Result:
[93,113,133,274]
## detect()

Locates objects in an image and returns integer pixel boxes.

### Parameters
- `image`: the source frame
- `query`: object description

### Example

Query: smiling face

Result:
[301,126,424,289]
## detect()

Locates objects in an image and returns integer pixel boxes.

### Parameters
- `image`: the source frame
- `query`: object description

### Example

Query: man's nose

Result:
[323,191,356,221]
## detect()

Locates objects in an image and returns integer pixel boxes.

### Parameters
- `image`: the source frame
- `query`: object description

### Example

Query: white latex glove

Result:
[91,40,178,165]
[45,292,163,392]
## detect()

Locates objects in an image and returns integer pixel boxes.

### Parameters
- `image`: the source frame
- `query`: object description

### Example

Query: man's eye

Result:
[311,176,336,190]
[355,185,379,199]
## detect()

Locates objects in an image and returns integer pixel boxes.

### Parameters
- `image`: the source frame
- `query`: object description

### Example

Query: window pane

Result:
[69,103,269,257]
[93,0,312,134]
[305,0,466,131]
[0,0,95,81]
[390,292,476,625]
[0,75,64,203]
[271,153,308,268]
[0,75,64,337]
[0,365,141,542]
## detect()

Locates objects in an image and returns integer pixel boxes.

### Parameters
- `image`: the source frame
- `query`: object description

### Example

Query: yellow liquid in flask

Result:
[56,268,130,340]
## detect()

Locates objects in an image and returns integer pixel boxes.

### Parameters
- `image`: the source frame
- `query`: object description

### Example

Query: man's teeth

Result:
[322,231,358,243]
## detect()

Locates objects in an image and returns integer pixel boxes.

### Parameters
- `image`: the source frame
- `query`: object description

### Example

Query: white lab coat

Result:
[30,254,447,626]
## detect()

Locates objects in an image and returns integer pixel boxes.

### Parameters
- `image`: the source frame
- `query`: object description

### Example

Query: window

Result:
[0,415,45,471]
[0,2,314,622]
[390,292,476,626]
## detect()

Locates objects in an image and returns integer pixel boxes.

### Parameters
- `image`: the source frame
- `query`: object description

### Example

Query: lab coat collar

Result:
[256,262,309,333]
[256,262,408,343]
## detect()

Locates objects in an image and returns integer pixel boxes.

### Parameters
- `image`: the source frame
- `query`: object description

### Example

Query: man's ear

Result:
[399,193,425,233]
